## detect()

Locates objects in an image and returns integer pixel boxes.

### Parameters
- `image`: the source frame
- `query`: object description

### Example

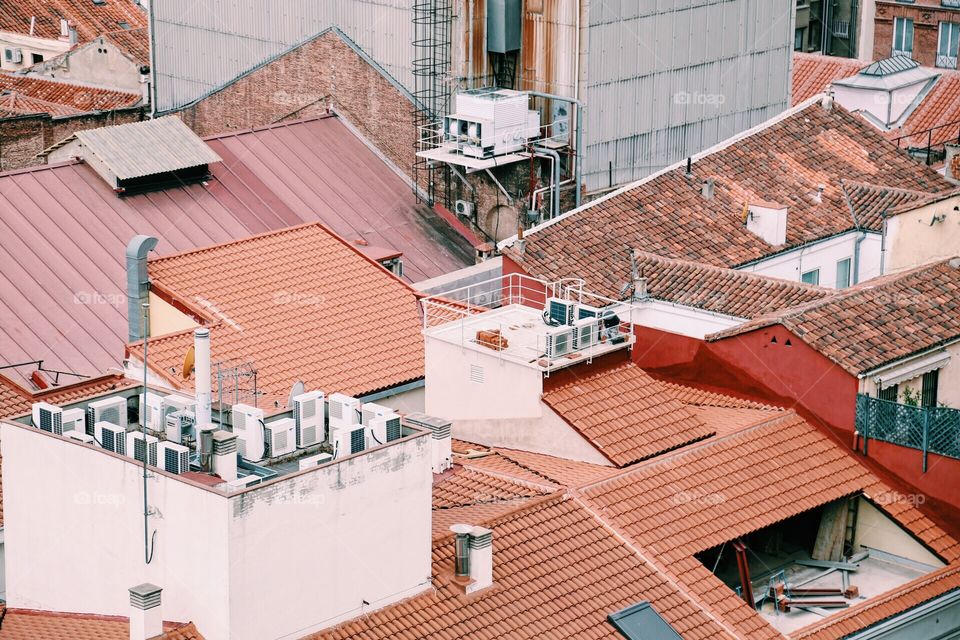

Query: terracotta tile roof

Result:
[542,363,715,466]
[102,27,149,67]
[631,251,831,319]
[0,0,146,42]
[792,564,960,640]
[709,259,960,375]
[313,494,741,640]
[432,465,550,509]
[128,223,425,400]
[791,52,862,105]
[474,447,622,488]
[840,180,940,230]
[656,381,781,410]
[0,72,140,117]
[0,607,203,640]
[688,405,783,436]
[896,69,960,149]
[580,411,960,569]
[0,371,134,419]
[506,103,953,294]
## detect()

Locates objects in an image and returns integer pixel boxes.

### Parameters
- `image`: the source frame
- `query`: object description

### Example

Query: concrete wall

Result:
[884,195,960,275]
[858,0,877,63]
[737,230,882,288]
[854,497,944,567]
[24,36,143,93]
[148,291,199,337]
[1,420,433,640]
[0,107,144,171]
[833,80,932,129]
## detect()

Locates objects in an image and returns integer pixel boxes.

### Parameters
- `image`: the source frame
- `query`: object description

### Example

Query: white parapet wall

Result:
[1,420,433,640]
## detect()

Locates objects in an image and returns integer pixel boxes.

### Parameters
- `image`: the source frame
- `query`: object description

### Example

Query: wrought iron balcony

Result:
[856,394,960,471]
[937,54,958,69]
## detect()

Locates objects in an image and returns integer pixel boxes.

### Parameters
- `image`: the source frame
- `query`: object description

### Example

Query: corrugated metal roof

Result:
[0,115,473,388]
[75,116,222,180]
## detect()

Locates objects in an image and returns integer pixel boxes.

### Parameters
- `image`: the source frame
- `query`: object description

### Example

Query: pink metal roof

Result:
[0,115,474,387]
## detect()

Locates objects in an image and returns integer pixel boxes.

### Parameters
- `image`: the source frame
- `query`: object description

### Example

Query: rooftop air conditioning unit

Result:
[544,325,573,358]
[98,422,126,454]
[68,431,95,444]
[62,408,85,434]
[160,441,190,474]
[444,88,540,158]
[86,396,127,436]
[32,402,63,434]
[546,297,576,326]
[298,452,333,471]
[232,403,265,462]
[127,431,159,466]
[264,418,296,458]
[140,392,165,432]
[455,200,474,218]
[361,402,393,426]
[369,413,402,445]
[328,393,361,429]
[577,303,605,320]
[573,317,598,350]
[164,410,194,445]
[161,394,195,423]
[293,390,325,448]
[4,48,22,64]
[331,424,367,459]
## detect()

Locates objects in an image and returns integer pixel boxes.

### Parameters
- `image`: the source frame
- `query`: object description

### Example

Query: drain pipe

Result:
[853,230,866,285]
[526,90,583,209]
[533,146,562,220]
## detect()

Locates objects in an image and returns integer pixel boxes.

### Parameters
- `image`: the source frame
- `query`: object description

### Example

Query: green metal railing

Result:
[856,394,960,471]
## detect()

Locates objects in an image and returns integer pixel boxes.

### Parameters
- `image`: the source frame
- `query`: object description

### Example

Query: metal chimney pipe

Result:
[194,328,212,426]
[450,524,473,577]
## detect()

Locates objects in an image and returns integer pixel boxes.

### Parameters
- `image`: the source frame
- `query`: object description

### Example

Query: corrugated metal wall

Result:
[152,0,792,192]
[151,0,415,113]
[582,0,793,191]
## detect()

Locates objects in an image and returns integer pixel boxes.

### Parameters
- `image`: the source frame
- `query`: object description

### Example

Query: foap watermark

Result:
[74,490,126,507]
[674,91,726,106]
[873,492,926,507]
[74,290,126,307]
[672,489,726,506]
[274,291,326,309]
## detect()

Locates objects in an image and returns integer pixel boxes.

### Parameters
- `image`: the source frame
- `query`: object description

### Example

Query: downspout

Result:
[526,90,583,211]
[853,229,866,284]
[467,0,473,89]
[577,0,589,207]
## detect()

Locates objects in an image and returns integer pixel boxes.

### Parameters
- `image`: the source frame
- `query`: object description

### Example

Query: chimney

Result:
[139,65,151,106]
[212,430,237,481]
[945,144,960,185]
[68,21,77,46]
[701,178,715,200]
[467,526,493,593]
[128,583,162,640]
[451,524,472,577]
[629,249,647,301]
[745,203,788,246]
[403,414,452,474]
[685,157,693,179]
[197,423,216,471]
[126,235,158,342]
[194,328,212,426]
[821,90,834,111]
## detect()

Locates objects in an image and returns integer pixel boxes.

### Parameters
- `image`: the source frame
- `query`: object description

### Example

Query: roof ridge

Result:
[429,491,567,547]
[201,113,336,142]
[454,457,560,493]
[541,361,636,395]
[146,221,331,265]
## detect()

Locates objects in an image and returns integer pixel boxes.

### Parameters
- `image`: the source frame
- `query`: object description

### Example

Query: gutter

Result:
[359,378,425,404]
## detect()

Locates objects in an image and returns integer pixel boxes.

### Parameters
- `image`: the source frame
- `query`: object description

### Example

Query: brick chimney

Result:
[128,583,162,640]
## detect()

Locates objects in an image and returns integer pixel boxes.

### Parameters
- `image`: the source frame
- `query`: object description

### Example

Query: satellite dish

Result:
[287,381,305,407]
[181,345,195,380]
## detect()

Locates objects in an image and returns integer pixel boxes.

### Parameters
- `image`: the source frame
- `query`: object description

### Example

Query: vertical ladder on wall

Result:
[412,0,453,206]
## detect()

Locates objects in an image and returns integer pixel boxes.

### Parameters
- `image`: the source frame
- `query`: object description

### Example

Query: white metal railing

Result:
[420,273,639,372]
[937,54,958,69]
[417,115,571,157]
[832,20,850,38]
[893,48,913,59]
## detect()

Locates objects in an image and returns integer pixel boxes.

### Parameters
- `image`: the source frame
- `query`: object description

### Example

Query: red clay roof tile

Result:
[791,53,862,105]
[0,72,140,116]
[0,0,146,42]
[0,608,203,640]
[128,223,426,401]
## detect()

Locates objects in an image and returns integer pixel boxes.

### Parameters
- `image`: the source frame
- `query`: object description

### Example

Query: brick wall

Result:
[874,1,960,67]
[0,107,144,171]
[178,30,417,185]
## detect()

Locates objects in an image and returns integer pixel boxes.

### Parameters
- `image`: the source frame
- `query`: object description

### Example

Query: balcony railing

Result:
[937,54,959,69]
[856,394,960,471]
[832,20,850,39]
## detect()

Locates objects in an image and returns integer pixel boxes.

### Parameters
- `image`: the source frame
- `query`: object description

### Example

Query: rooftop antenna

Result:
[141,303,157,565]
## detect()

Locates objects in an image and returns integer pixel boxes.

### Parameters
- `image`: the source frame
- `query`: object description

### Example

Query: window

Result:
[30,53,43,64]
[836,258,851,289]
[893,17,914,57]
[879,384,898,402]
[921,370,939,407]
[801,268,820,285]
[795,28,806,51]
[938,22,960,69]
